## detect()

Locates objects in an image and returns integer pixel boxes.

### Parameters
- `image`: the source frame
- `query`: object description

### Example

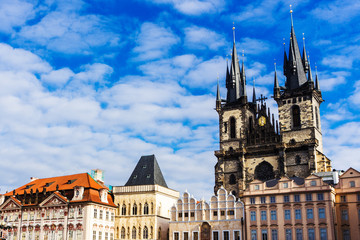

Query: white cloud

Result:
[41,68,74,87]
[17,11,121,54]
[317,71,349,91]
[0,0,35,34]
[132,22,180,61]
[184,26,226,50]
[145,0,225,15]
[322,55,353,69]
[311,0,360,23]
[237,38,272,55]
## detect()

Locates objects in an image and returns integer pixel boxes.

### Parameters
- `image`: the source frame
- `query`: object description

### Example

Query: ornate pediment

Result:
[0,197,22,210]
[40,193,67,207]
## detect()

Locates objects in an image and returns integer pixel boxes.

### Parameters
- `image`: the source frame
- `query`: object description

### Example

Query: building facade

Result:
[113,155,179,240]
[169,187,244,240]
[334,168,360,240]
[0,171,116,240]
[214,14,331,197]
[242,175,335,240]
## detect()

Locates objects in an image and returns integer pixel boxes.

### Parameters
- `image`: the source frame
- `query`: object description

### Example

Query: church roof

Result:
[125,155,168,188]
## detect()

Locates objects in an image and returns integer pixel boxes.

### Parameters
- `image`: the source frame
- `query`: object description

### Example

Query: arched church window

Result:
[143,226,148,239]
[230,117,236,138]
[132,227,136,239]
[121,227,125,239]
[315,106,319,129]
[132,203,137,215]
[224,122,228,133]
[144,203,149,215]
[229,174,236,185]
[292,105,301,128]
[121,204,126,215]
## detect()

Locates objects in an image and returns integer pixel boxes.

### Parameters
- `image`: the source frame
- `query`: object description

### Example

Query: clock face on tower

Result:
[258,116,266,126]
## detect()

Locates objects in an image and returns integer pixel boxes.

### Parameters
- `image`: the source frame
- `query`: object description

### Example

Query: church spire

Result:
[283,40,287,76]
[252,79,256,103]
[307,55,313,84]
[284,6,307,90]
[216,75,221,112]
[274,62,280,99]
[302,33,309,73]
[227,24,241,102]
[315,65,321,91]
[241,50,247,99]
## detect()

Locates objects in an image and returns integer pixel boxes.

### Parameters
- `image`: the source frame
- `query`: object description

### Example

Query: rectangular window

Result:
[284,210,291,220]
[93,231,96,240]
[295,209,301,220]
[228,210,234,215]
[284,195,290,203]
[213,211,217,216]
[307,209,313,219]
[271,210,277,220]
[250,198,255,204]
[174,232,179,240]
[318,208,325,219]
[255,185,260,190]
[179,213,182,218]
[251,211,256,221]
[317,193,324,201]
[296,229,303,240]
[99,231,102,240]
[342,210,348,220]
[341,196,346,202]
[185,213,189,217]
[234,231,240,240]
[223,231,229,240]
[213,231,219,240]
[106,211,109,221]
[306,193,312,201]
[308,229,315,240]
[294,194,300,202]
[270,196,276,203]
[110,233,114,240]
[251,230,257,240]
[343,230,350,240]
[184,232,189,240]
[111,212,114,221]
[261,230,268,240]
[271,229,278,240]
[261,210,267,221]
[261,197,266,203]
[320,228,327,240]
[100,210,103,219]
[193,232,199,240]
[221,211,225,216]
[94,209,97,219]
[105,232,109,240]
[191,212,195,217]
[310,180,316,186]
[283,182,288,188]
[350,181,355,187]
[285,229,292,240]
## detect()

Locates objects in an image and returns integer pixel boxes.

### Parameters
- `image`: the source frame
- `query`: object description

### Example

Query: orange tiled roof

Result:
[4,173,116,207]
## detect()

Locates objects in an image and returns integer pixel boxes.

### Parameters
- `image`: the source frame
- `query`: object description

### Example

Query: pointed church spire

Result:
[283,39,288,76]
[274,62,280,99]
[227,24,241,102]
[315,65,321,91]
[241,50,247,98]
[284,5,307,90]
[216,74,222,112]
[302,33,309,73]
[252,79,256,103]
[307,54,313,84]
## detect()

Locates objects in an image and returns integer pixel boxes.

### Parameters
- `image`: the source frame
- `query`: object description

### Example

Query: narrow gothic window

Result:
[143,226,148,239]
[230,117,236,138]
[315,107,319,129]
[229,174,236,185]
[224,122,227,133]
[132,227,136,239]
[121,227,125,239]
[121,204,126,215]
[249,117,253,133]
[144,203,149,215]
[292,105,301,128]
[132,204,137,215]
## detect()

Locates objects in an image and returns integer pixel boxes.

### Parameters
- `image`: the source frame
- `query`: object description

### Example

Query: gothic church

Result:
[214,16,331,197]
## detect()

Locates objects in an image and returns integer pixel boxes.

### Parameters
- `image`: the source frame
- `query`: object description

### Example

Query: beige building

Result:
[242,175,335,240]
[169,187,244,240]
[113,155,179,240]
[334,168,360,240]
[0,170,116,240]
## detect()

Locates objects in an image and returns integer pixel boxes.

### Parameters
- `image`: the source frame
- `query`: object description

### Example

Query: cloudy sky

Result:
[0,0,359,200]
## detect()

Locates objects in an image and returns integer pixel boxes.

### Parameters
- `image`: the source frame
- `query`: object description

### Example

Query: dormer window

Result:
[99,189,108,203]
[146,174,151,179]
[283,182,288,188]
[72,186,84,201]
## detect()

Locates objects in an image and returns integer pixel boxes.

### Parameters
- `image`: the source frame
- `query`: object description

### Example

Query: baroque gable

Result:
[40,193,67,207]
[0,197,22,210]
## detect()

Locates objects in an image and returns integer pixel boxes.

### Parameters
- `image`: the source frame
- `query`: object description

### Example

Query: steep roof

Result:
[125,155,168,188]
[4,173,115,207]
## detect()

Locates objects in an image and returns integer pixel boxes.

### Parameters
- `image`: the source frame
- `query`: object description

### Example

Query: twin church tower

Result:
[214,14,331,197]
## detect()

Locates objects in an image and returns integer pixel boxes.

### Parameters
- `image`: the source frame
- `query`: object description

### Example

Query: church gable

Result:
[0,197,22,210]
[340,168,360,179]
[39,192,67,207]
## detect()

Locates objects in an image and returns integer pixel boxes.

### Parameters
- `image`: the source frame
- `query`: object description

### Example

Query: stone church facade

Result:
[214,18,332,197]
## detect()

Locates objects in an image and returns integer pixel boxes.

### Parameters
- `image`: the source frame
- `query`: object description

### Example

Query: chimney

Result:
[91,169,104,184]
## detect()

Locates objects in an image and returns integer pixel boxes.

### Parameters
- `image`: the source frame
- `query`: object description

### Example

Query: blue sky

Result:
[0,0,359,200]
